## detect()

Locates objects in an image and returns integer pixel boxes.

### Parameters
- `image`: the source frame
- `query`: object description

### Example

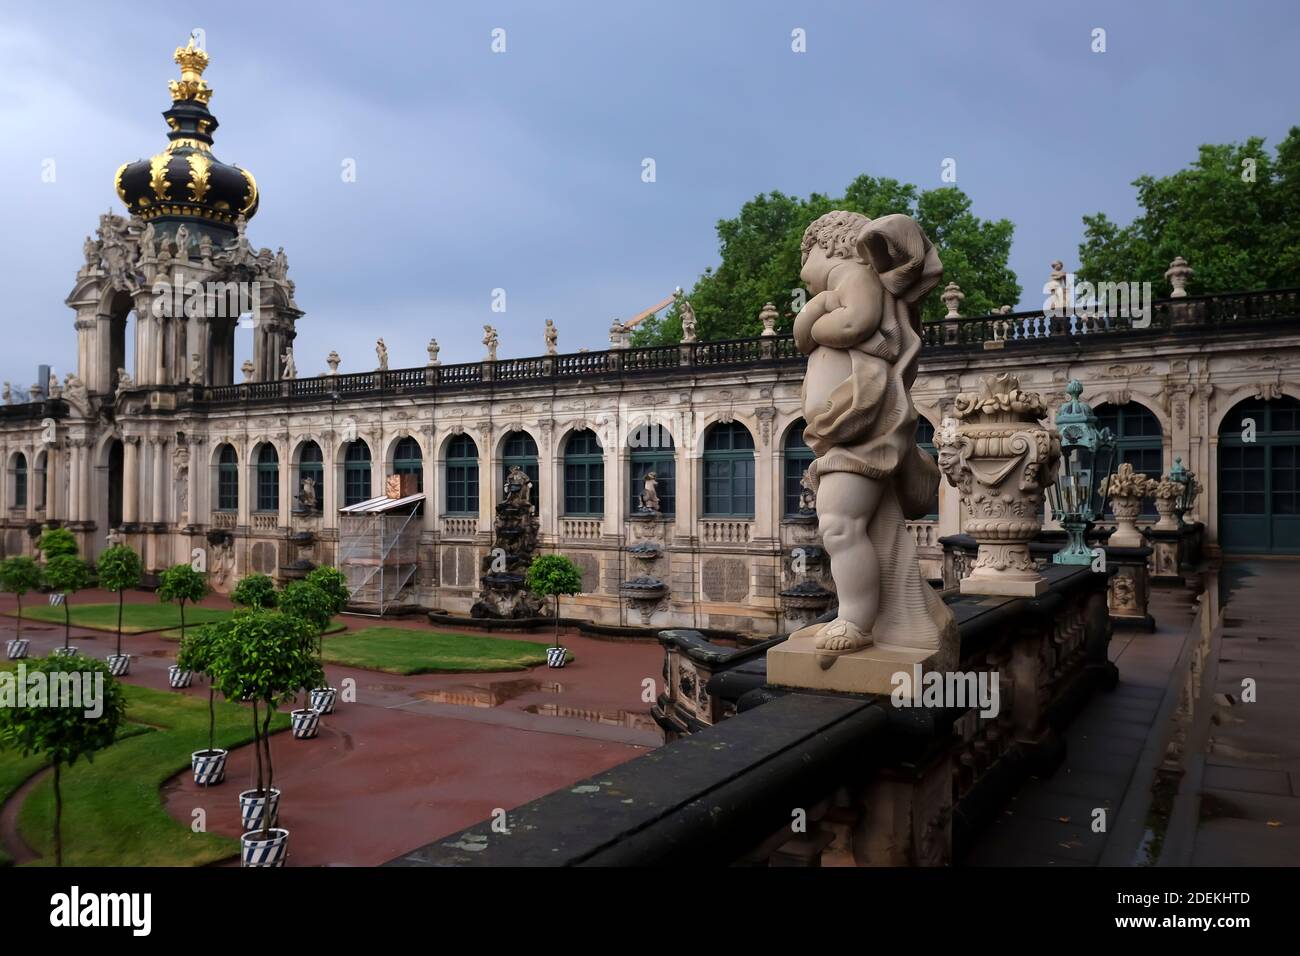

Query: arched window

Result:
[255,445,279,513]
[444,435,479,515]
[34,451,47,510]
[502,431,539,512]
[393,437,424,492]
[783,422,814,517]
[1095,403,1163,516]
[296,442,323,513]
[703,422,755,517]
[343,441,372,507]
[563,429,604,516]
[629,422,675,516]
[915,418,939,519]
[1219,396,1300,554]
[216,445,238,512]
[12,453,27,509]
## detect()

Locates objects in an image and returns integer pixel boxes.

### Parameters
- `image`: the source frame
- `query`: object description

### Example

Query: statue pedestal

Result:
[958,572,1048,598]
[766,636,941,697]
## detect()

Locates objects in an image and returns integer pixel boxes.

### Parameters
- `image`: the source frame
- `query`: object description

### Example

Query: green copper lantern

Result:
[1048,380,1118,565]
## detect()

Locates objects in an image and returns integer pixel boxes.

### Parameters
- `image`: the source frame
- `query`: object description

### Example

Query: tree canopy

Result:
[1078,127,1300,295]
[632,175,1020,344]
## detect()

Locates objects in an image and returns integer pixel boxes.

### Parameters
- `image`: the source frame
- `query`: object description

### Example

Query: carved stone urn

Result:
[1151,477,1185,532]
[1102,462,1155,548]
[940,374,1061,597]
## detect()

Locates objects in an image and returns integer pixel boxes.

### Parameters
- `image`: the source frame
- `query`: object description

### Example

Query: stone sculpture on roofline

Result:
[766,210,958,693]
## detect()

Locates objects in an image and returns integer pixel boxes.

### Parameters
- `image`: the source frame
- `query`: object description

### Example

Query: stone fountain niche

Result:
[621,537,670,625]
[471,466,544,619]
[779,544,834,629]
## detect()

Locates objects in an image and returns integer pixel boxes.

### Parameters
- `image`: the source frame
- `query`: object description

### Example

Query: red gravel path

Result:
[0,591,664,866]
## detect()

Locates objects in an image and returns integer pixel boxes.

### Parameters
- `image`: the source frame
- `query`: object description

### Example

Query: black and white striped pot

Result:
[309,686,337,714]
[240,827,289,868]
[238,788,281,832]
[546,646,568,668]
[53,646,79,658]
[106,654,130,677]
[291,708,320,739]
[5,639,29,660]
[191,748,228,786]
[167,665,193,689]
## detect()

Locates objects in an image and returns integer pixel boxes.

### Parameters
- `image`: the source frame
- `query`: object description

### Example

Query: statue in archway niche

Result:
[782,211,957,674]
[638,472,660,514]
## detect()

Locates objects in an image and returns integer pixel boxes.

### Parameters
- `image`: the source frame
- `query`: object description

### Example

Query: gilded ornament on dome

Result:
[148,154,171,201]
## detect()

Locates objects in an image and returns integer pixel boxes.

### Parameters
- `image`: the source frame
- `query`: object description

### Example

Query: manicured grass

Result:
[0,676,290,867]
[159,620,347,641]
[322,627,572,674]
[7,602,231,635]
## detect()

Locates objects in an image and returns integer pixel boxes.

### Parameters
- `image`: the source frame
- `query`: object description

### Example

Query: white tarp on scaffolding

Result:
[337,493,423,615]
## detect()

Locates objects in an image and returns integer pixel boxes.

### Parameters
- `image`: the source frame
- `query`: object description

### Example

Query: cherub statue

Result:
[675,287,698,343]
[375,338,389,371]
[544,319,558,355]
[281,347,296,380]
[483,325,499,361]
[1,382,10,405]
[639,472,660,514]
[299,475,317,511]
[189,352,203,385]
[198,232,213,265]
[791,210,955,666]
[48,372,63,400]
[117,367,133,389]
[174,223,191,261]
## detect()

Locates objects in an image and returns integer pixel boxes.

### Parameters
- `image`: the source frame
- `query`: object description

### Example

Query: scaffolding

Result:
[337,492,423,616]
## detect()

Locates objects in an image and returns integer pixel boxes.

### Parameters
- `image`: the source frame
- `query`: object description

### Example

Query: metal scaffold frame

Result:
[337,492,423,616]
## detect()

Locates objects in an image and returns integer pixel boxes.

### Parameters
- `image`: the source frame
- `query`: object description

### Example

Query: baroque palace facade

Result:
[2,42,1299,634]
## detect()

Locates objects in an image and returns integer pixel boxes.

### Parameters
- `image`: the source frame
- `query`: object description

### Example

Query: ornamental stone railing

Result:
[141,285,1296,410]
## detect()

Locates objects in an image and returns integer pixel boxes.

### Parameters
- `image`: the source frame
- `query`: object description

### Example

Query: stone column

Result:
[122,436,140,524]
[477,427,494,535]
[79,440,92,524]
[151,436,167,524]
[45,446,59,519]
[68,440,82,523]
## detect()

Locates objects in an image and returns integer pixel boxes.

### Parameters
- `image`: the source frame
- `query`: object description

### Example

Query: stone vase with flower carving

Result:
[1102,462,1155,548]
[1151,478,1185,532]
[939,374,1061,597]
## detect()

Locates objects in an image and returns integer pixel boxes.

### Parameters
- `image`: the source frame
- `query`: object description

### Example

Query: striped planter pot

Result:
[167,665,193,689]
[53,646,79,658]
[291,709,320,739]
[238,788,281,832]
[106,654,130,677]
[5,639,29,660]
[191,748,228,786]
[309,687,337,714]
[546,646,568,669]
[240,828,289,868]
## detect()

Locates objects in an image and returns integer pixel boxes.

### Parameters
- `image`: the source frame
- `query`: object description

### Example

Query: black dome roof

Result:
[114,38,258,234]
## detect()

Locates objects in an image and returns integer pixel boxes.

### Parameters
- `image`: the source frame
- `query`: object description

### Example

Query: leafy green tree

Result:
[96,544,143,659]
[0,654,127,865]
[231,572,277,609]
[157,563,210,640]
[525,554,584,649]
[633,175,1019,344]
[177,624,229,756]
[209,611,322,837]
[43,555,92,651]
[279,577,342,683]
[36,526,78,561]
[0,555,42,644]
[1078,128,1300,295]
[304,566,349,617]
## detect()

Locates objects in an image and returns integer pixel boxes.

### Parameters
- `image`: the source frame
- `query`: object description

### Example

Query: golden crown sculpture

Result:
[169,37,212,105]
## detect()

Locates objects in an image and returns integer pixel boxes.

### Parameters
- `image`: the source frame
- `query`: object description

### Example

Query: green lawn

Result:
[0,677,289,867]
[7,602,232,635]
[158,621,346,641]
[322,627,572,674]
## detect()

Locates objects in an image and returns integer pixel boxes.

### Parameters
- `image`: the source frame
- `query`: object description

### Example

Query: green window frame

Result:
[297,442,323,513]
[13,453,26,509]
[564,429,604,516]
[344,440,372,507]
[1095,403,1163,517]
[915,418,939,519]
[217,444,238,512]
[783,421,814,517]
[255,444,279,513]
[703,422,755,517]
[393,436,423,492]
[629,424,675,516]
[444,435,479,515]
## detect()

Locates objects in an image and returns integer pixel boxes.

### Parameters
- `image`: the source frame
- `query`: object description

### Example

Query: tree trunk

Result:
[179,599,186,639]
[116,591,124,657]
[63,599,70,650]
[260,702,275,839]
[207,682,215,754]
[251,700,264,797]
[14,595,21,641]
[53,761,63,867]
[554,594,561,648]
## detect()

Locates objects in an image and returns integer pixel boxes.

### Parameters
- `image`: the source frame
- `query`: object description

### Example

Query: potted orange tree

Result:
[525,554,581,668]
[1,555,41,659]
[97,543,142,676]
[158,563,209,688]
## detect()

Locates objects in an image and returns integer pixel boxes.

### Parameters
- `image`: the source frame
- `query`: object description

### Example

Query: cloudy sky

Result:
[0,0,1296,384]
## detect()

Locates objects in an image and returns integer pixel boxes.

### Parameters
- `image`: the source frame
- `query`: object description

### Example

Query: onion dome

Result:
[114,38,258,237]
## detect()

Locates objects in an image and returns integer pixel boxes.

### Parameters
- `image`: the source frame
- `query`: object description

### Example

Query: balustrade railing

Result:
[182,287,1298,407]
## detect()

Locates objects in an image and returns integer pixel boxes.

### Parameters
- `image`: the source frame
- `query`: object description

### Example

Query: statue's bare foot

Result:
[814,619,873,669]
